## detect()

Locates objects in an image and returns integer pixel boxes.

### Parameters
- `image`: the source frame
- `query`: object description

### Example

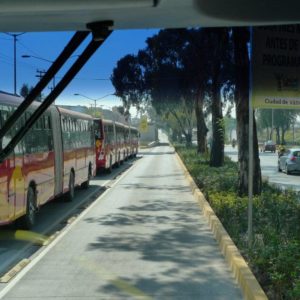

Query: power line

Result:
[0,36,11,41]
[0,59,13,66]
[18,40,44,58]
[0,52,13,61]
[69,76,110,81]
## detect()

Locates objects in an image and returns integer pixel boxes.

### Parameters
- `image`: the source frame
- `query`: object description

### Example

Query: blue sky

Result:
[0,29,158,110]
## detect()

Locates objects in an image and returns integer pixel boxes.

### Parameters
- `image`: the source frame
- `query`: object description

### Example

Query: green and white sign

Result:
[252,25,300,109]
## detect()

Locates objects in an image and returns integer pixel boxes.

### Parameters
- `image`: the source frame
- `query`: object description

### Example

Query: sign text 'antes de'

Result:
[252,25,300,109]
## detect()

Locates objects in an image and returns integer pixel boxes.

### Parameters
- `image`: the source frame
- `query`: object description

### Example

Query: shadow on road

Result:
[140,151,175,156]
[120,183,191,192]
[84,197,241,299]
[135,172,182,179]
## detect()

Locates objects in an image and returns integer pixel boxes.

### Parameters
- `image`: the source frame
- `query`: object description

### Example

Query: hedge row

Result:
[175,145,300,300]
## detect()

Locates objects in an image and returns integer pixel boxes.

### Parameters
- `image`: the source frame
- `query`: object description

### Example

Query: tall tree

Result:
[204,28,231,167]
[232,27,262,195]
[257,109,299,144]
[111,54,144,114]
[20,83,31,98]
[274,110,298,144]
[19,83,42,101]
[138,29,196,146]
[180,28,210,153]
[111,29,209,149]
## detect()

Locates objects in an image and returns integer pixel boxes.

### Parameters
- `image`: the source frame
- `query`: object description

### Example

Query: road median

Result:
[175,151,267,300]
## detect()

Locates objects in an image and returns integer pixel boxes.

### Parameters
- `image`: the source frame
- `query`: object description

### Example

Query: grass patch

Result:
[175,144,300,299]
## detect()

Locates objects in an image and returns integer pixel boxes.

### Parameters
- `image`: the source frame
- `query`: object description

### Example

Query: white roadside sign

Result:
[252,25,300,109]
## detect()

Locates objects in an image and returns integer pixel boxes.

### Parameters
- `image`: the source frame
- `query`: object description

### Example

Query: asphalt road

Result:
[0,144,242,300]
[225,145,300,191]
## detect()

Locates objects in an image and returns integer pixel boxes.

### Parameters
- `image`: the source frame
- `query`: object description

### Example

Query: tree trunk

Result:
[195,92,208,153]
[281,127,286,144]
[210,75,224,167]
[185,132,192,147]
[233,27,262,196]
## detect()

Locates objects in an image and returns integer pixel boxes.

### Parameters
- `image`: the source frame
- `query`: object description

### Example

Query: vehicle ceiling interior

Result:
[0,0,298,32]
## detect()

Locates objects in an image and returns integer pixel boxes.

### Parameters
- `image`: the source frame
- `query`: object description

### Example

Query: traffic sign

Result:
[252,25,300,109]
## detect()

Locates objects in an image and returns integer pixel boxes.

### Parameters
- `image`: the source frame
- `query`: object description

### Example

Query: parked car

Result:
[278,148,300,174]
[262,140,276,153]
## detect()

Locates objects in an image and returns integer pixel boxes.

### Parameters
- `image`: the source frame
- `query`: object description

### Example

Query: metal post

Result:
[248,27,254,247]
[248,103,254,247]
[4,32,25,95]
[271,108,274,140]
[13,35,17,94]
[293,122,295,144]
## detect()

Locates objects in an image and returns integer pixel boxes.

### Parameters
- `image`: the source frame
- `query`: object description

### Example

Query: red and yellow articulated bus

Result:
[94,119,116,173]
[94,118,139,173]
[0,92,95,228]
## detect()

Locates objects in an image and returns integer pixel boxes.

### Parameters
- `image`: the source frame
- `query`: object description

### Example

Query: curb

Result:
[0,259,30,283]
[175,152,268,300]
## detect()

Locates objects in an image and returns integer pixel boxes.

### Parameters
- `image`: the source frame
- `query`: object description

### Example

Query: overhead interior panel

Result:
[0,0,300,32]
[195,0,300,24]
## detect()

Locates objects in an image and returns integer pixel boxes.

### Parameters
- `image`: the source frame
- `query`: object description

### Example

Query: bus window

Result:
[94,121,102,139]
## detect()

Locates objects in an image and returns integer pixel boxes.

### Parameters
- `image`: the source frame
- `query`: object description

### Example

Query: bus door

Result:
[5,150,22,221]
[12,142,25,219]
[1,110,22,222]
[51,107,63,196]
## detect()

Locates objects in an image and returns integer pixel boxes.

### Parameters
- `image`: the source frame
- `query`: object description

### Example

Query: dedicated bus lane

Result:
[0,145,242,300]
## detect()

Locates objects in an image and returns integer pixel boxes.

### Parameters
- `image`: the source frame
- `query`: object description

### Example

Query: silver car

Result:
[278,148,300,174]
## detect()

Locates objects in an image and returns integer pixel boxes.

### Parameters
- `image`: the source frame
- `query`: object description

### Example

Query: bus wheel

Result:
[81,164,91,189]
[20,187,36,229]
[66,172,75,202]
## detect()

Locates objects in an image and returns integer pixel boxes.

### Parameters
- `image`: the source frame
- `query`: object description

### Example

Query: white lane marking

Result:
[0,180,108,280]
[0,160,142,299]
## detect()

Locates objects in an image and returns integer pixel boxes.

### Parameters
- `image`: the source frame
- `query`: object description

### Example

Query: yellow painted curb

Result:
[0,259,30,283]
[175,151,268,300]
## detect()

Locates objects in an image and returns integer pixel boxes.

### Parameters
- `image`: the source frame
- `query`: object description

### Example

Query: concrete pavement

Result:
[0,145,242,300]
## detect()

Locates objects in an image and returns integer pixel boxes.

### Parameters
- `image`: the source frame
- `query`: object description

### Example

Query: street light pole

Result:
[271,108,274,141]
[13,35,17,94]
[4,32,25,95]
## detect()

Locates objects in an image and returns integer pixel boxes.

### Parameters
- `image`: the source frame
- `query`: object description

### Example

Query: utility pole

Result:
[270,108,274,141]
[36,69,47,79]
[35,69,46,101]
[293,122,295,144]
[22,54,56,90]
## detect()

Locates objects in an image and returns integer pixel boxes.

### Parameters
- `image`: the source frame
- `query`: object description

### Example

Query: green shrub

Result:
[176,145,300,299]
